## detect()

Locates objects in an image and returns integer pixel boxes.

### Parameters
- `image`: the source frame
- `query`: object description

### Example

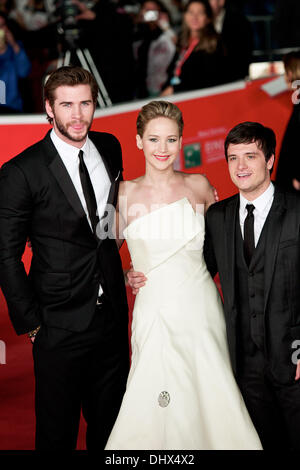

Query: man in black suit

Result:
[0,66,129,450]
[204,121,300,449]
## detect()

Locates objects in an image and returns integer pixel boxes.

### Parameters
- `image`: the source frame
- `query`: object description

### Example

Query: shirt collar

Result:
[50,129,90,159]
[239,182,274,214]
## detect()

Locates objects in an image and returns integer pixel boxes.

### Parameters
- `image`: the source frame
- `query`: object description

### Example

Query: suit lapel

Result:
[224,195,239,312]
[263,188,286,312]
[42,130,122,244]
[42,132,94,238]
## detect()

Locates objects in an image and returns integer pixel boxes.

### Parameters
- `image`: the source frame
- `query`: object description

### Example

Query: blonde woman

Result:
[105,101,262,450]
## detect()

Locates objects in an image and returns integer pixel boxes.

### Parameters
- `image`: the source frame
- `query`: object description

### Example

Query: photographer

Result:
[61,0,135,104]
[133,0,176,98]
[0,12,31,112]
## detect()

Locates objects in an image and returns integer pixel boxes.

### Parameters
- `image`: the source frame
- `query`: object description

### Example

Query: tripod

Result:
[57,47,112,108]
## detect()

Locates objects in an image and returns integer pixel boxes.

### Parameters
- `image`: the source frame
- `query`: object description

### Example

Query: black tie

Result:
[78,150,99,233]
[244,204,255,266]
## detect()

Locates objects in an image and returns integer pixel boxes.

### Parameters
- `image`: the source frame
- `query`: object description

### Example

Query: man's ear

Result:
[267,154,275,171]
[136,134,143,150]
[45,100,54,119]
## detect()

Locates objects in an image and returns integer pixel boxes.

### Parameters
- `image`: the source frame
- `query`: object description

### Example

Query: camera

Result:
[55,0,81,49]
[56,0,79,28]
[143,10,159,22]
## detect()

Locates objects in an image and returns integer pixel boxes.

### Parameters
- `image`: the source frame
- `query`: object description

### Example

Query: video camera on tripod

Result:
[53,0,112,108]
[55,0,82,49]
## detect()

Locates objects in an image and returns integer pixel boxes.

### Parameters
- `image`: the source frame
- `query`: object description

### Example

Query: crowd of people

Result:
[0,0,290,114]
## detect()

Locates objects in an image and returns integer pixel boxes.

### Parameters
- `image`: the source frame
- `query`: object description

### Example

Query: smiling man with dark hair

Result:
[204,121,300,449]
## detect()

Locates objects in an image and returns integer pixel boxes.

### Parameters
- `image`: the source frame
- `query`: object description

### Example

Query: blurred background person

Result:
[72,0,136,104]
[9,0,49,31]
[0,12,31,113]
[133,0,176,98]
[7,0,57,112]
[209,0,253,81]
[159,0,182,31]
[161,0,227,96]
[0,0,23,37]
[275,51,300,193]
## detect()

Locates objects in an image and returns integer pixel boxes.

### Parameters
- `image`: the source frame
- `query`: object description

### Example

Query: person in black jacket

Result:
[161,0,227,96]
[0,66,129,450]
[209,0,253,81]
[204,122,300,450]
[276,51,300,193]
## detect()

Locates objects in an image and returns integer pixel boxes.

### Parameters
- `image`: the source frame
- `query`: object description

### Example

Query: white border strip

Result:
[0,80,246,125]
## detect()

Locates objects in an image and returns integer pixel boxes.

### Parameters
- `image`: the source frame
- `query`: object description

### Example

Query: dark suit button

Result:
[249,271,254,277]
[250,291,255,298]
[252,314,256,318]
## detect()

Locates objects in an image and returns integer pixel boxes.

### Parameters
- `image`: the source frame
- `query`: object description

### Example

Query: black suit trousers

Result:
[32,299,129,450]
[237,348,300,450]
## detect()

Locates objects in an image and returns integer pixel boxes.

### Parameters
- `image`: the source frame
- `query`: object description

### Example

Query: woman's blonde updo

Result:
[136,100,184,137]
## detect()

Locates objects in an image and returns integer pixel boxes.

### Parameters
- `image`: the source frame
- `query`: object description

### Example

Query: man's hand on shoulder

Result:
[126,263,147,295]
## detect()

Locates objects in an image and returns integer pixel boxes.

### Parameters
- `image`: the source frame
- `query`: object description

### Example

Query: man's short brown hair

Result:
[44,66,98,123]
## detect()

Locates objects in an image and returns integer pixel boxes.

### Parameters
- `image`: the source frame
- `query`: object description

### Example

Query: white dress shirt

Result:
[214,8,226,34]
[50,129,111,295]
[239,183,274,247]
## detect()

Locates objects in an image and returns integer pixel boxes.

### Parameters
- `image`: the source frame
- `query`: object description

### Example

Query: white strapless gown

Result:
[105,198,262,450]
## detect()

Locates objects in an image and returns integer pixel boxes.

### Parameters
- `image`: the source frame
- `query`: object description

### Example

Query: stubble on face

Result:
[53,111,93,144]
[45,84,96,148]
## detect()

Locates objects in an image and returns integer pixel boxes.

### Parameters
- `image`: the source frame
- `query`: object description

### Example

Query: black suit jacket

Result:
[276,104,300,191]
[204,187,300,384]
[0,130,128,335]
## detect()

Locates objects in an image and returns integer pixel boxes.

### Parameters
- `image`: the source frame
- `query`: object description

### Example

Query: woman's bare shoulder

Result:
[178,172,212,191]
[177,172,215,209]
[119,177,144,197]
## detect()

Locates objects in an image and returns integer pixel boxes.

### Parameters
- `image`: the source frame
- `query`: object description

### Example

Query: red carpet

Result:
[1,274,220,450]
[0,288,135,450]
